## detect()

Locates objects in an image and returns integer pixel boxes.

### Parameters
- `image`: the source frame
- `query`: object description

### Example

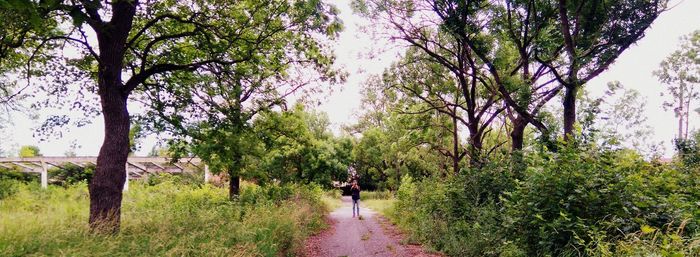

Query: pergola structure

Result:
[0,157,211,190]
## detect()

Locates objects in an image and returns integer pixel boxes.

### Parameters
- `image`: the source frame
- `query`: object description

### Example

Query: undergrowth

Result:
[0,180,327,257]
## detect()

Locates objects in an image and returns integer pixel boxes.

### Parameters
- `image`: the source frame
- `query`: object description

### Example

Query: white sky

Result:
[1,0,698,157]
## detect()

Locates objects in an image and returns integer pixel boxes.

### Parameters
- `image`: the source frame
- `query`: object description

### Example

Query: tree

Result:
[654,30,700,140]
[354,1,508,166]
[18,145,41,157]
[541,0,668,139]
[578,82,661,157]
[371,51,475,173]
[136,1,342,199]
[253,104,352,186]
[600,83,659,155]
[0,0,340,232]
[64,140,80,157]
[467,0,564,151]
[351,80,452,186]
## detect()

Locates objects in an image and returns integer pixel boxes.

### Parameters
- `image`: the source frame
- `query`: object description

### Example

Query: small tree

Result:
[654,30,700,140]
[18,145,41,157]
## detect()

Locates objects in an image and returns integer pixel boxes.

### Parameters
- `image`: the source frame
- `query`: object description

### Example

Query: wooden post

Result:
[124,162,129,192]
[204,164,211,183]
[40,160,48,189]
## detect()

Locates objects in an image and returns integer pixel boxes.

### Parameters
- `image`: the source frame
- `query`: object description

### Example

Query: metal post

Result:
[204,164,211,183]
[40,160,48,189]
[124,162,129,192]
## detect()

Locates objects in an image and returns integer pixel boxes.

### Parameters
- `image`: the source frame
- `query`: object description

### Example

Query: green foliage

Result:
[0,179,18,200]
[0,181,327,256]
[0,167,38,200]
[392,174,508,257]
[504,146,698,256]
[0,167,38,183]
[145,171,204,187]
[674,130,700,167]
[48,164,94,187]
[253,104,352,187]
[18,145,41,157]
[359,190,393,200]
[386,143,700,257]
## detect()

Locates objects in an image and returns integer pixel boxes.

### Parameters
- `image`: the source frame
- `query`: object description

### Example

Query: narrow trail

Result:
[304,196,439,257]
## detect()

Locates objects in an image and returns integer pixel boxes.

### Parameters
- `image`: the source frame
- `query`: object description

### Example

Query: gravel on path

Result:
[303,196,440,257]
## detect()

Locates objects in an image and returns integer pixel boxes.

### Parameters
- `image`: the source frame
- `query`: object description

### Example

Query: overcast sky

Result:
[1,0,698,157]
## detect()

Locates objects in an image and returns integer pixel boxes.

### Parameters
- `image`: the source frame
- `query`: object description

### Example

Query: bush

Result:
[0,167,38,183]
[145,171,204,187]
[0,167,39,200]
[504,146,699,256]
[392,174,509,257]
[0,179,18,200]
[48,164,94,186]
[324,189,342,199]
[388,145,700,256]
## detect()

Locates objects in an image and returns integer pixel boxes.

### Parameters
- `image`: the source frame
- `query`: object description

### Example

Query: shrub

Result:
[0,179,18,200]
[0,167,39,200]
[389,145,700,256]
[145,171,204,187]
[392,174,509,257]
[504,146,699,256]
[0,167,38,183]
[325,189,342,199]
[48,164,94,186]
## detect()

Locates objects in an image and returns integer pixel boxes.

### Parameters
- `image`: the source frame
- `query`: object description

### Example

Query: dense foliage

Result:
[389,145,699,256]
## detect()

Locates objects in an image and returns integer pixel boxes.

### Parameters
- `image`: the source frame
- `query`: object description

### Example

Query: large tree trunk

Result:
[510,118,527,178]
[468,125,483,168]
[510,118,527,151]
[89,86,130,233]
[563,85,578,140]
[88,1,137,233]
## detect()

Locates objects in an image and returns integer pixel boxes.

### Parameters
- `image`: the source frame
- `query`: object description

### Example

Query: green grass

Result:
[361,232,371,241]
[360,190,393,200]
[321,190,343,211]
[362,198,396,216]
[0,180,327,257]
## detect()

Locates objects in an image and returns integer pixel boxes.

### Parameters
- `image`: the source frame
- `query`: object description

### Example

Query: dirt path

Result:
[304,196,439,257]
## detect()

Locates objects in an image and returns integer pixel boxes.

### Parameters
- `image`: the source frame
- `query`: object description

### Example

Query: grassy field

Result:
[0,179,328,257]
[362,199,395,216]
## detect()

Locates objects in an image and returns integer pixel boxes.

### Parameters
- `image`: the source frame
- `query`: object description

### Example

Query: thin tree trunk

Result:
[563,85,578,140]
[229,174,240,199]
[678,82,685,139]
[684,85,691,139]
[468,125,483,168]
[452,107,460,174]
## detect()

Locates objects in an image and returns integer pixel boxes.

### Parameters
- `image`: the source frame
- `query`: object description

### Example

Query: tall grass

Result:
[359,190,393,200]
[0,180,327,257]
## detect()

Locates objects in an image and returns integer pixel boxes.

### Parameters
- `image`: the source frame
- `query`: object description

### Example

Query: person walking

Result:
[351,180,361,218]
